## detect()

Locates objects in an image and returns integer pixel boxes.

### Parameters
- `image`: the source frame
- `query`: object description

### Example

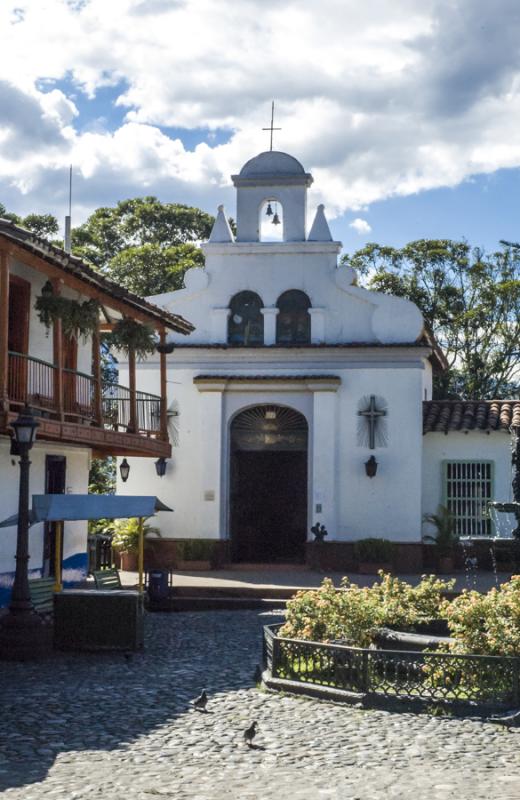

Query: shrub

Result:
[443,575,520,656]
[176,539,217,561]
[280,573,455,647]
[111,518,160,555]
[353,538,395,564]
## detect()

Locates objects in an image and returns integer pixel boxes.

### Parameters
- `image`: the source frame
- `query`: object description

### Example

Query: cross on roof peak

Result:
[262,101,281,152]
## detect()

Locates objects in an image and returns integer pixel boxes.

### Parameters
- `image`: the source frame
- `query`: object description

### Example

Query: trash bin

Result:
[148,570,170,606]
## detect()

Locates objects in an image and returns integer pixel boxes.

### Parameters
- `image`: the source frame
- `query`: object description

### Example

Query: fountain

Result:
[458,426,520,583]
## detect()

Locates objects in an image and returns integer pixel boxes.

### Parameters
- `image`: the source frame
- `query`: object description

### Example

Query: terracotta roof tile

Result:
[423,400,520,434]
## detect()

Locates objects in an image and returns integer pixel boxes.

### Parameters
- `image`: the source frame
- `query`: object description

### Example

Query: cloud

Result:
[0,0,519,224]
[349,218,372,235]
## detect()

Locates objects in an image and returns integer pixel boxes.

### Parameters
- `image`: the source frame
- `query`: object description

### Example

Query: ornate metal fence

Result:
[264,625,520,708]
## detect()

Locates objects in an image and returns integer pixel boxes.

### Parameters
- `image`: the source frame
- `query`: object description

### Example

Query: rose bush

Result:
[280,573,454,647]
[443,575,520,656]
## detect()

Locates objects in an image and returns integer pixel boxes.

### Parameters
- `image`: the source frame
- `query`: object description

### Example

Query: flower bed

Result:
[263,574,520,710]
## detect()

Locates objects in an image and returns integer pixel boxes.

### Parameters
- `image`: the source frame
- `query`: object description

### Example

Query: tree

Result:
[106,243,204,296]
[72,197,215,295]
[22,213,59,239]
[343,240,520,399]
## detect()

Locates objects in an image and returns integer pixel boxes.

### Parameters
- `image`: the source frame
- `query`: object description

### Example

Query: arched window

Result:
[276,290,311,344]
[228,291,264,345]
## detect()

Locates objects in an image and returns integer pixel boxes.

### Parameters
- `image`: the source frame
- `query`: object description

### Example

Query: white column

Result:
[309,307,326,344]
[311,390,337,537]
[261,307,279,345]
[198,389,224,538]
[211,308,231,343]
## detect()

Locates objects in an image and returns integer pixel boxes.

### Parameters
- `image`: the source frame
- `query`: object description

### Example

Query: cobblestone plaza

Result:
[0,610,518,799]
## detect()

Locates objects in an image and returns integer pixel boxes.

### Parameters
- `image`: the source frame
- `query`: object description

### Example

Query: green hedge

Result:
[176,539,218,561]
[353,537,395,563]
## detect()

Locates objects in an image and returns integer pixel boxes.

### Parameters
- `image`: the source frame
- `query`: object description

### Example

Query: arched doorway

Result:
[229,405,308,563]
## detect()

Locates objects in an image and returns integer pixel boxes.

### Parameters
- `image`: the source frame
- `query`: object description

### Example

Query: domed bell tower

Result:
[231,151,313,243]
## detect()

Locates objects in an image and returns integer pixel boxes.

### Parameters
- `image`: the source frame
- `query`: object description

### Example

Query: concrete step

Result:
[148,596,288,612]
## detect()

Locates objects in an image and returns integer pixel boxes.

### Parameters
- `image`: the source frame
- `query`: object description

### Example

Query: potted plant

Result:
[175,539,217,570]
[111,518,161,571]
[110,317,157,358]
[353,537,395,574]
[422,504,459,573]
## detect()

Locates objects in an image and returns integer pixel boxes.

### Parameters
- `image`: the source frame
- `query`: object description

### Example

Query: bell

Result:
[272,212,280,225]
[266,203,273,217]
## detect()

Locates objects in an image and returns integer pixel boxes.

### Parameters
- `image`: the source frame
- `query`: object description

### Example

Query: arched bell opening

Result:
[259,199,284,242]
[229,404,308,563]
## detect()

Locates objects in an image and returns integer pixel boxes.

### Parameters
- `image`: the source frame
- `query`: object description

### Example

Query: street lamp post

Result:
[0,406,49,660]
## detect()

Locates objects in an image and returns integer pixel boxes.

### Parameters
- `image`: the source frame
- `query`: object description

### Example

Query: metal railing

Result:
[264,624,520,709]
[63,367,96,422]
[102,382,162,435]
[8,351,57,414]
[7,352,162,437]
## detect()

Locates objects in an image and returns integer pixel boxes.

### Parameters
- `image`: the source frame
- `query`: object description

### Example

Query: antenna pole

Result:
[64,165,72,254]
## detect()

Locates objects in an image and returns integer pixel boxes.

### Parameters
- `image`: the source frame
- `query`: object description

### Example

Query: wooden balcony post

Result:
[159,327,168,442]
[52,280,64,421]
[128,347,137,433]
[92,327,103,426]
[0,250,9,413]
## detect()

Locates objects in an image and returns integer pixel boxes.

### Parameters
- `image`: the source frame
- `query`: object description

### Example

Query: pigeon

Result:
[191,689,208,712]
[487,709,520,730]
[253,664,263,684]
[243,721,258,747]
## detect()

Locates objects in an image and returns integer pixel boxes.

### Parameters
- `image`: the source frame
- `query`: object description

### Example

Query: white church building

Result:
[119,150,519,571]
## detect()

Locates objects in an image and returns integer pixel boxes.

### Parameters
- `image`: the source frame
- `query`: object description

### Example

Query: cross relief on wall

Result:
[357,394,388,449]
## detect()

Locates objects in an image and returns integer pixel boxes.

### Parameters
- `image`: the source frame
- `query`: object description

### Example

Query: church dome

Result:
[239,151,306,178]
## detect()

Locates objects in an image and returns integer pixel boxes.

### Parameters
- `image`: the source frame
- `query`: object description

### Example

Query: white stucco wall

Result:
[9,256,92,374]
[422,431,515,535]
[119,351,426,544]
[0,436,91,605]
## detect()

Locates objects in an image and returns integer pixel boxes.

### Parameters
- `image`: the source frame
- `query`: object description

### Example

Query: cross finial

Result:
[262,101,281,151]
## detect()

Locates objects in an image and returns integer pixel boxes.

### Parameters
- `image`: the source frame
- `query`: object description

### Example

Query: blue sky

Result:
[0,0,519,258]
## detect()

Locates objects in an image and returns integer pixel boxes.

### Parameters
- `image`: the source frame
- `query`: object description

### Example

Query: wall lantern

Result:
[365,455,378,478]
[41,280,54,297]
[119,458,131,483]
[155,457,168,477]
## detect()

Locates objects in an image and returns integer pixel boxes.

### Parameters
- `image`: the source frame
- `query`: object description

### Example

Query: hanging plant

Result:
[110,317,157,359]
[35,283,99,342]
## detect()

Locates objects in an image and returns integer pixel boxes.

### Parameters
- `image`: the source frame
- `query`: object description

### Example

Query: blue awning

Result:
[0,495,172,528]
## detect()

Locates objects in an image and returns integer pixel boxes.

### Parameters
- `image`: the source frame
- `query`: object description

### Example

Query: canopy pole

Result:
[54,520,63,592]
[138,517,144,594]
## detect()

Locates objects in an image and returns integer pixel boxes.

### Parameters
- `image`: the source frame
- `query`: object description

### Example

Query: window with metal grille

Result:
[443,461,494,537]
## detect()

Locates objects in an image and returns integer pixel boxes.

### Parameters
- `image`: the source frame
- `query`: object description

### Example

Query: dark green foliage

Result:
[34,293,100,342]
[176,539,218,561]
[109,317,157,359]
[88,457,116,537]
[71,197,215,296]
[353,538,395,563]
[343,239,520,399]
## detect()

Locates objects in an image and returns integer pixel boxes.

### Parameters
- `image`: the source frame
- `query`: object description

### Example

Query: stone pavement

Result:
[119,567,514,594]
[0,610,519,800]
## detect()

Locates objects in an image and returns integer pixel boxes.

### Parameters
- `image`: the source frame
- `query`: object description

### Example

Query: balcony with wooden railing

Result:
[0,232,190,458]
[5,350,168,457]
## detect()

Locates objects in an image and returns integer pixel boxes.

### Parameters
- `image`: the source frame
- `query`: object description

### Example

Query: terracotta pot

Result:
[119,551,138,572]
